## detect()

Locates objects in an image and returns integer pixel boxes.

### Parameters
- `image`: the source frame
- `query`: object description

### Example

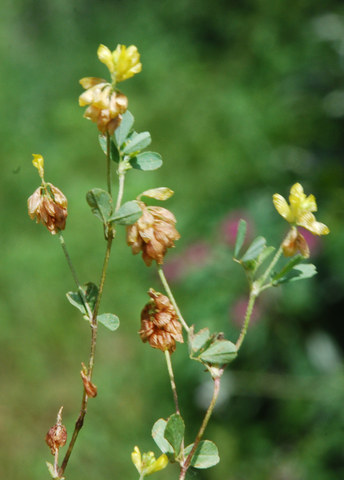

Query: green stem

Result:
[235,290,257,351]
[164,350,180,414]
[179,376,221,480]
[58,231,93,320]
[106,132,112,196]
[59,133,119,478]
[115,172,125,212]
[259,245,283,288]
[157,266,189,333]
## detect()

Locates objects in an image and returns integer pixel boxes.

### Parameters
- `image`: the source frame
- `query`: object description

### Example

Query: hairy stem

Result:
[179,376,221,480]
[235,290,257,351]
[157,266,189,333]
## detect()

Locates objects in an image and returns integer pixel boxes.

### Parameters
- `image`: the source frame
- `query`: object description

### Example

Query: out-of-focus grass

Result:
[1,0,344,479]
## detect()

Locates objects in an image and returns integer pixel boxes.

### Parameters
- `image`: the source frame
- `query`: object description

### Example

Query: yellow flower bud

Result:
[131,446,168,477]
[32,154,44,180]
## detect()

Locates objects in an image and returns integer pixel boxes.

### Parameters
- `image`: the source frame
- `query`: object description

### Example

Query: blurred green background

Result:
[1,0,344,479]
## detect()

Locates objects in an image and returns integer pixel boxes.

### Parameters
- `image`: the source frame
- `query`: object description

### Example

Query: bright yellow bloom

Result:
[97,44,142,83]
[131,446,168,477]
[32,154,44,180]
[273,183,329,236]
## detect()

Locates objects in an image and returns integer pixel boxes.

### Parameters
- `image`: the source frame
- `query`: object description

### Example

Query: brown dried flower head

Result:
[140,288,183,353]
[79,77,128,135]
[28,183,68,235]
[282,226,310,258]
[127,202,180,266]
[45,407,67,455]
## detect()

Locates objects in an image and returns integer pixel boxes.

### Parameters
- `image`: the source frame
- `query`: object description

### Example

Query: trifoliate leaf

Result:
[122,131,151,154]
[86,188,113,224]
[97,313,120,331]
[164,414,185,457]
[130,152,163,171]
[184,440,219,469]
[109,200,142,225]
[199,339,237,365]
[234,219,247,259]
[152,419,174,455]
[114,110,134,148]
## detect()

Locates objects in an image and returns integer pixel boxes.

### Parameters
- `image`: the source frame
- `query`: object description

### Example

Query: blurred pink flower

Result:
[220,211,255,247]
[164,241,210,282]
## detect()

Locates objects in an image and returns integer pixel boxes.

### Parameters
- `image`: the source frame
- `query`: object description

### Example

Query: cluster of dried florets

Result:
[45,407,67,455]
[79,77,128,135]
[140,289,183,353]
[127,202,180,266]
[28,183,68,235]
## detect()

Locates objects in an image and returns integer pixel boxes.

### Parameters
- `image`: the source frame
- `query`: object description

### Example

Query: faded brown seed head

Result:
[127,203,180,266]
[45,408,67,455]
[282,227,310,258]
[79,78,128,134]
[139,288,183,353]
[28,183,68,235]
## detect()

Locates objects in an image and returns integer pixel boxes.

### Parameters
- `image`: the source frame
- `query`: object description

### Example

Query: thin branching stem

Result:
[179,376,221,480]
[157,266,189,333]
[235,290,257,351]
[59,133,118,478]
[164,350,180,414]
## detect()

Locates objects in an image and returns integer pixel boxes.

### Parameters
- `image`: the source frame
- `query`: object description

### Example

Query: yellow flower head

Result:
[131,446,168,477]
[97,44,142,83]
[273,183,329,236]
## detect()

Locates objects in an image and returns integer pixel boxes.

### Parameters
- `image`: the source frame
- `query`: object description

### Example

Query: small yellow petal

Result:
[97,44,115,73]
[79,77,106,89]
[298,212,330,235]
[272,194,292,221]
[131,446,142,473]
[144,454,168,475]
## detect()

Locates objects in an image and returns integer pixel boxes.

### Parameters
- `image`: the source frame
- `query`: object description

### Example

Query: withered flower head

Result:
[282,226,310,258]
[45,407,67,455]
[140,288,183,353]
[127,202,180,266]
[28,183,68,235]
[79,77,128,134]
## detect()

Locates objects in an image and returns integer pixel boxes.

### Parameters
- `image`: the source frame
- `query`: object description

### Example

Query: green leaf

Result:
[184,440,219,469]
[114,110,134,148]
[86,188,113,224]
[241,236,266,262]
[188,327,211,353]
[97,313,120,331]
[273,263,317,285]
[98,135,119,163]
[130,151,163,171]
[152,419,174,455]
[271,254,303,284]
[199,339,237,365]
[122,131,151,154]
[164,414,185,457]
[109,200,142,225]
[66,282,98,316]
[234,219,247,259]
